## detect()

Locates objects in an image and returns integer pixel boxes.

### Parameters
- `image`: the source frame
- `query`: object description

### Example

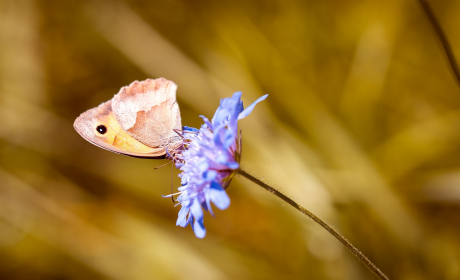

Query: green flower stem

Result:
[237,168,390,280]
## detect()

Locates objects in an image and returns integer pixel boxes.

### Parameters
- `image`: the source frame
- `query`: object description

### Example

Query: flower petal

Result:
[212,92,243,125]
[176,205,191,227]
[183,126,200,133]
[209,181,231,210]
[238,94,268,120]
[192,217,206,238]
[190,198,204,221]
[203,170,217,181]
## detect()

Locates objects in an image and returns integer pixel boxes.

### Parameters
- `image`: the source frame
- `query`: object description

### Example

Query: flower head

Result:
[169,92,268,238]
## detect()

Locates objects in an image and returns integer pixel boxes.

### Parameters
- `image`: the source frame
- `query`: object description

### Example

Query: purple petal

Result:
[197,161,209,173]
[201,201,209,212]
[199,115,212,128]
[232,92,244,114]
[204,195,214,216]
[183,126,199,133]
[211,104,226,125]
[238,94,268,120]
[203,170,217,181]
[212,92,243,125]
[192,217,206,238]
[209,182,231,210]
[223,129,236,149]
[176,206,190,227]
[226,161,239,170]
[190,198,204,220]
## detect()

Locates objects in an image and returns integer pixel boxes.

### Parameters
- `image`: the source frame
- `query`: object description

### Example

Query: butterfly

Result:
[74,78,183,158]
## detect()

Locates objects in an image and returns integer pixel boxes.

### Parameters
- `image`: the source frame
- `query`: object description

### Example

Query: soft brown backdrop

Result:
[1,0,460,279]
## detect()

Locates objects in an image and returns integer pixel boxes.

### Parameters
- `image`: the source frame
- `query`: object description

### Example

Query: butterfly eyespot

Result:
[96,125,107,134]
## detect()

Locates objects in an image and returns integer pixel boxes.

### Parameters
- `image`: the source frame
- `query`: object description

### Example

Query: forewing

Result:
[73,100,167,158]
[111,78,182,147]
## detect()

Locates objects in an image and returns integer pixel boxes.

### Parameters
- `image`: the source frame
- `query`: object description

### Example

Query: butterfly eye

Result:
[96,125,107,135]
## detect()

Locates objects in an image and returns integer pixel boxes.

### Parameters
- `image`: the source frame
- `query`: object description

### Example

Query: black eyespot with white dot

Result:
[96,125,107,134]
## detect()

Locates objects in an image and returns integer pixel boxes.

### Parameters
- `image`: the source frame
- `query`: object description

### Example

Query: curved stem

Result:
[417,0,460,88]
[237,169,390,280]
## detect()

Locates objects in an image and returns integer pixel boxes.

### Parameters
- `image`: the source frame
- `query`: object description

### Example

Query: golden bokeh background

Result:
[1,0,460,279]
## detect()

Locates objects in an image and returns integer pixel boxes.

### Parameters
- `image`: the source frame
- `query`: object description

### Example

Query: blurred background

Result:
[1,0,460,279]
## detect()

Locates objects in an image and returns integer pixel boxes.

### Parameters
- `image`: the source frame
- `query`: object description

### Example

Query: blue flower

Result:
[169,92,268,238]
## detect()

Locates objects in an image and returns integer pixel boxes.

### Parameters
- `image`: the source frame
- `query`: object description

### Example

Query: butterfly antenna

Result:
[174,128,200,137]
[173,129,185,138]
[154,160,173,170]
[170,162,175,203]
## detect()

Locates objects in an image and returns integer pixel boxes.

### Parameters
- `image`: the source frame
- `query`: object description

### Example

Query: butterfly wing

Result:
[111,78,182,148]
[73,100,167,158]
